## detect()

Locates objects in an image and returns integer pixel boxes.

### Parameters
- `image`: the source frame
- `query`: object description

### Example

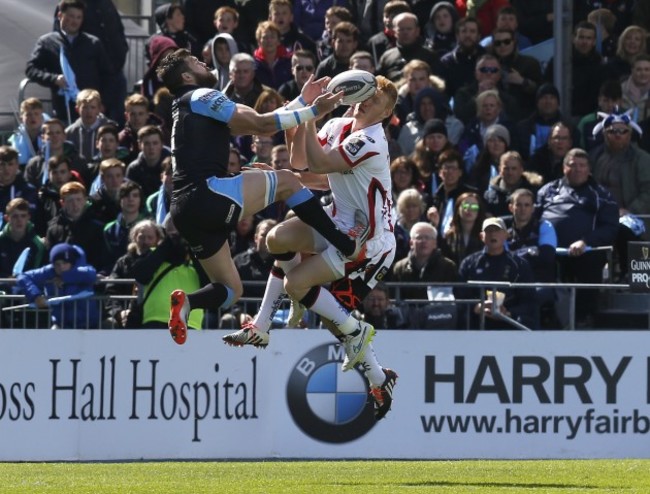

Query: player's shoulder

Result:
[189,87,227,103]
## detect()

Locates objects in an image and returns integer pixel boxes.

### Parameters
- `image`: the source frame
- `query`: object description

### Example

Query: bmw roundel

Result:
[287,343,376,443]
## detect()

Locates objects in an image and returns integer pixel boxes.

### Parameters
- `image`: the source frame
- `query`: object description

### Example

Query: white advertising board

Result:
[1,329,649,460]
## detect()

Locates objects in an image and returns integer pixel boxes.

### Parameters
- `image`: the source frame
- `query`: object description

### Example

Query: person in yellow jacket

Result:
[132,215,204,329]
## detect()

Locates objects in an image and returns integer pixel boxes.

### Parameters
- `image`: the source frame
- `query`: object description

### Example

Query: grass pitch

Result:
[0,460,648,494]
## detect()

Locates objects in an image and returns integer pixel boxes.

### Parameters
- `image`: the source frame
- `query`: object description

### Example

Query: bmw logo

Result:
[287,343,376,443]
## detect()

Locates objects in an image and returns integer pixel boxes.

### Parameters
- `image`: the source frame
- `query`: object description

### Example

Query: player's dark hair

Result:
[157,48,193,93]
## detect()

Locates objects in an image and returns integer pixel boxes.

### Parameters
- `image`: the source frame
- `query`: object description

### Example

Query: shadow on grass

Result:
[330,481,602,489]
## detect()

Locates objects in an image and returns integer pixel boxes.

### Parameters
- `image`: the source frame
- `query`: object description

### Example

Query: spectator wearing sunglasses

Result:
[589,110,650,279]
[439,191,486,269]
[489,28,542,121]
[279,50,318,102]
[480,6,532,52]
[454,54,518,125]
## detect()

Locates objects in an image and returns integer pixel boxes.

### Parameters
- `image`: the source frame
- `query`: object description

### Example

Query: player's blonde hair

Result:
[376,76,398,111]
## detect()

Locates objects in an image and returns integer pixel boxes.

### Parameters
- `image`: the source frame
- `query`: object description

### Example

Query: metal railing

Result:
[0,278,644,331]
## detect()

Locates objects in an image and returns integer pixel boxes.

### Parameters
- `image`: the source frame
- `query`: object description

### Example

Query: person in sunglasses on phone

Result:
[454,54,518,125]
[489,28,542,121]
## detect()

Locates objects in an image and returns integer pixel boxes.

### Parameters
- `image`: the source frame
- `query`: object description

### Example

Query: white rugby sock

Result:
[307,288,358,335]
[361,345,385,386]
[252,273,286,332]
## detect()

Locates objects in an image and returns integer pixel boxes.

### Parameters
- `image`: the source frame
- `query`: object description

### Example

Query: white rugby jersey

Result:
[317,117,394,239]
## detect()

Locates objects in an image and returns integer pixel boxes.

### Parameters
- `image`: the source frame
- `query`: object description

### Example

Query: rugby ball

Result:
[326,69,377,105]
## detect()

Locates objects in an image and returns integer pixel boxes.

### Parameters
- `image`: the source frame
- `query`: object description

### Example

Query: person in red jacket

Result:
[455,0,511,37]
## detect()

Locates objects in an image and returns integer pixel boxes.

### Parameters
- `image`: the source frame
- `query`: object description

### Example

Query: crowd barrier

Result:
[0,279,644,331]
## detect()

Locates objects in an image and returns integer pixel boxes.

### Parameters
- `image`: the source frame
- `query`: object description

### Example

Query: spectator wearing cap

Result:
[455,216,536,329]
[465,123,511,195]
[483,150,542,217]
[537,148,618,325]
[514,82,564,161]
[589,109,650,279]
[398,90,464,156]
[16,243,99,329]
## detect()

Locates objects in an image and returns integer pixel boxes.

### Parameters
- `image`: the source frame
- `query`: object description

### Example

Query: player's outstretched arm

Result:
[228,91,343,136]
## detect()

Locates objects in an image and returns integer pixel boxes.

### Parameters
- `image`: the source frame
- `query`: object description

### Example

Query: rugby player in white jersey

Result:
[223,76,399,419]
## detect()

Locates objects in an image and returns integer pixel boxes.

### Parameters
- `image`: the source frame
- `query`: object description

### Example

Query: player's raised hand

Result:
[300,74,331,104]
[313,90,344,117]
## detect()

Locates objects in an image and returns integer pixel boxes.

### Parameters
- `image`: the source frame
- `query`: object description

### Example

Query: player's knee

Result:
[266,227,290,253]
[283,274,307,300]
[273,170,301,200]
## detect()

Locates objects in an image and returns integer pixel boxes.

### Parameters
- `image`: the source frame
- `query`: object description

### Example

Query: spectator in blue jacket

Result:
[16,243,98,329]
[537,148,619,326]
[456,216,536,329]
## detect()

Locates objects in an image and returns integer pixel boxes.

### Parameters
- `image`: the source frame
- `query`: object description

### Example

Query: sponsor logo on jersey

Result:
[209,95,229,112]
[345,138,365,156]
[198,90,219,103]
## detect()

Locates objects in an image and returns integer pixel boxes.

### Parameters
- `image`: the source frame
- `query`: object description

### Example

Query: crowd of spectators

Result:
[3,0,650,330]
